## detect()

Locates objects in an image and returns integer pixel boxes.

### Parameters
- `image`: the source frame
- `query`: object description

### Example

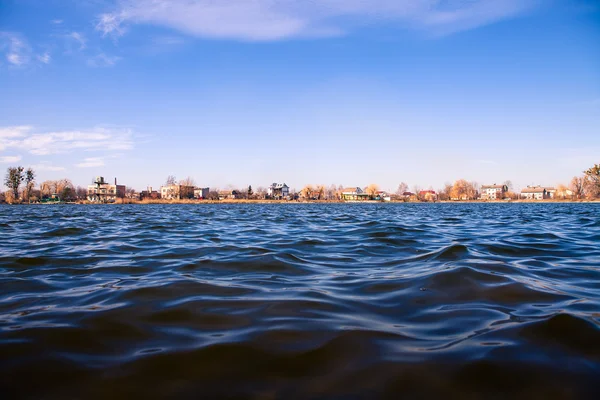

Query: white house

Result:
[268,183,289,200]
[521,186,547,200]
[480,184,508,200]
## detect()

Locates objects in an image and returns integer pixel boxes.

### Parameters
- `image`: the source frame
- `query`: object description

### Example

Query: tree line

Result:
[3,163,600,203]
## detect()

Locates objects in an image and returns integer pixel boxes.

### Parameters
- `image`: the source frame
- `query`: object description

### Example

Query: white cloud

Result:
[29,162,66,172]
[87,53,121,67]
[75,157,105,168]
[37,52,51,64]
[0,126,134,156]
[68,32,87,50]
[95,0,538,41]
[51,19,63,25]
[97,13,127,37]
[1,32,31,66]
[0,155,22,163]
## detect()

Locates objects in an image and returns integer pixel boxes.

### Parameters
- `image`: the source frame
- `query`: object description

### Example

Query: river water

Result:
[1,203,599,398]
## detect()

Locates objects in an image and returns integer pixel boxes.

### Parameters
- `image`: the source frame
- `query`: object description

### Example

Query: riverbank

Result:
[4,198,600,205]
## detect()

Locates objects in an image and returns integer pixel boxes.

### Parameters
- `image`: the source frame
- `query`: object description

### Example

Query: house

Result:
[377,190,391,202]
[140,186,161,200]
[341,187,371,201]
[268,183,289,200]
[160,184,195,200]
[521,186,547,200]
[480,184,508,200]
[218,190,243,200]
[544,187,557,199]
[87,176,126,203]
[194,187,209,199]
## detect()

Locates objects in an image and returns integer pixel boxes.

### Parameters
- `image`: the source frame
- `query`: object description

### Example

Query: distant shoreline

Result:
[5,199,600,205]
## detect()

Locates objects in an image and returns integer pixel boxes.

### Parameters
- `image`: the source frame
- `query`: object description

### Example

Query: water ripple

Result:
[1,203,600,398]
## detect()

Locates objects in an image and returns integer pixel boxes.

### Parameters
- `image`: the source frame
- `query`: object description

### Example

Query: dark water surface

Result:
[1,203,600,399]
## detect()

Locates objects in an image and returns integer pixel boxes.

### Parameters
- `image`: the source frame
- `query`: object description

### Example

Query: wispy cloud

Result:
[51,19,63,25]
[29,162,66,172]
[95,0,539,41]
[75,157,105,168]
[1,32,31,66]
[0,155,22,163]
[0,125,134,156]
[68,31,87,50]
[87,53,120,67]
[37,52,51,64]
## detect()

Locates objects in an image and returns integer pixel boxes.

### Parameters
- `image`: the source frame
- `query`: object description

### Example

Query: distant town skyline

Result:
[1,0,599,191]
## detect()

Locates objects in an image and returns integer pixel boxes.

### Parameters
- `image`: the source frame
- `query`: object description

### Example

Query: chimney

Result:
[115,177,117,185]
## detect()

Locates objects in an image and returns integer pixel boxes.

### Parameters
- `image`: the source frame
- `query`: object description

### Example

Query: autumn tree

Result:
[4,166,24,202]
[315,185,325,200]
[556,184,570,200]
[366,184,380,199]
[450,179,478,200]
[300,185,314,200]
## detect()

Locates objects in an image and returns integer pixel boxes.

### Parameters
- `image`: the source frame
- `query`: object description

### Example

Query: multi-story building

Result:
[87,176,126,203]
[160,184,195,200]
[268,183,289,200]
[480,184,508,200]
[194,187,209,199]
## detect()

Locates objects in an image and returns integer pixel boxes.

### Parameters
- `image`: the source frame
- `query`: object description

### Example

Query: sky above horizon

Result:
[1,0,599,192]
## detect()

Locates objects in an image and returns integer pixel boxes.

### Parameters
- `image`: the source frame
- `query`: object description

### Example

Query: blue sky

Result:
[1,0,599,192]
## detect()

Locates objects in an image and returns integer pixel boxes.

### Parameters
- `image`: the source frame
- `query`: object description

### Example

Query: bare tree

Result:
[412,185,422,200]
[76,186,87,200]
[208,189,220,200]
[570,176,585,199]
[165,175,177,186]
[125,187,137,199]
[40,180,53,198]
[179,176,195,187]
[396,182,408,196]
[503,180,514,191]
[24,168,35,203]
[326,184,337,200]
